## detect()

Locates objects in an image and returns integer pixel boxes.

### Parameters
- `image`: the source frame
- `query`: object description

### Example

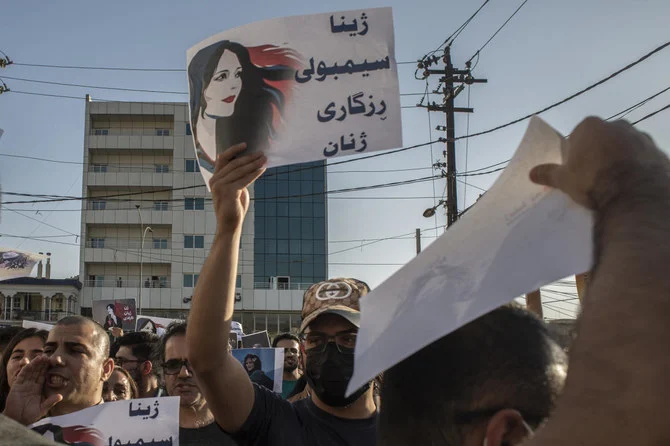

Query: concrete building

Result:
[79,100,327,335]
[0,255,81,323]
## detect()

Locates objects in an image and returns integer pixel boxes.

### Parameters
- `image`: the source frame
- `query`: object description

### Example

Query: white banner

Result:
[186,7,402,187]
[347,117,594,394]
[30,397,180,446]
[22,320,54,331]
[0,248,44,282]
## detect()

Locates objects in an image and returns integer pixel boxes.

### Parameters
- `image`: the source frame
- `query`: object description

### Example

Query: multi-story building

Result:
[79,100,327,335]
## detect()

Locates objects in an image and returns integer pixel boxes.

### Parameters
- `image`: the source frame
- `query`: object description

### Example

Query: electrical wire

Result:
[454,41,670,142]
[605,85,670,121]
[466,0,530,65]
[631,103,670,125]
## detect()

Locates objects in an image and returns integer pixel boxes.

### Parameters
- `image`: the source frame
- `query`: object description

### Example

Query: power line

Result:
[12,60,418,71]
[631,103,670,125]
[5,209,78,237]
[466,0,530,65]
[605,85,670,121]
[454,41,670,141]
[3,75,426,97]
[0,174,441,205]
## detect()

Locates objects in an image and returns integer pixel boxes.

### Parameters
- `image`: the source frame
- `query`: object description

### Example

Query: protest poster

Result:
[229,332,240,350]
[0,248,44,282]
[22,320,54,331]
[92,299,137,332]
[31,397,180,446]
[136,315,183,337]
[186,7,402,187]
[241,330,271,348]
[231,347,284,393]
[347,117,594,394]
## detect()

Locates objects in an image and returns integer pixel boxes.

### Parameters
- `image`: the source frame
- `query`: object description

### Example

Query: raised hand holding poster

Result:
[187,7,402,187]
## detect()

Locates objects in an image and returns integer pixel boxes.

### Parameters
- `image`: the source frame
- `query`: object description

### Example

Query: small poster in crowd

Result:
[186,7,402,188]
[0,248,44,282]
[241,330,271,348]
[229,332,240,350]
[231,347,284,393]
[30,397,180,446]
[22,320,54,331]
[136,315,183,337]
[347,117,594,395]
[92,299,137,332]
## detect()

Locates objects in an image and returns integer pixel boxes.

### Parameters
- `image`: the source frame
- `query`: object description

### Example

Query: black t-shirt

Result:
[180,422,238,446]
[232,384,376,446]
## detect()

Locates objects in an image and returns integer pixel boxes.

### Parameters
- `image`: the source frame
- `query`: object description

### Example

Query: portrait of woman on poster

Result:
[103,304,122,330]
[187,40,300,172]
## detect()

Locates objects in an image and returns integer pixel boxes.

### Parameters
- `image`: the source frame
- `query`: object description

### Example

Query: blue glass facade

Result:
[253,160,327,287]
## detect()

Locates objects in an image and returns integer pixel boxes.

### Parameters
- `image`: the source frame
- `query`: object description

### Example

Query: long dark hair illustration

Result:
[188,40,300,172]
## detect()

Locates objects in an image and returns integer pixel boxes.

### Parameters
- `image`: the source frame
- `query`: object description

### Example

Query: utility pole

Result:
[419,46,487,227]
[415,228,422,254]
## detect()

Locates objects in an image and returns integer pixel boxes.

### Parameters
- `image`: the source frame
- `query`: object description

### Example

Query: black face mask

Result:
[304,343,370,408]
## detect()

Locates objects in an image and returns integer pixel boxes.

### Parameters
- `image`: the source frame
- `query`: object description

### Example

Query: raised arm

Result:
[527,118,670,445]
[187,143,266,433]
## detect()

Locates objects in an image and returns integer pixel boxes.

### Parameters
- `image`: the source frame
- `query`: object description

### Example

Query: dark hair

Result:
[117,331,162,377]
[106,304,115,310]
[272,333,300,348]
[0,328,49,411]
[188,40,295,170]
[105,366,140,400]
[243,354,262,372]
[57,316,110,359]
[0,326,23,355]
[379,304,568,446]
[160,322,187,363]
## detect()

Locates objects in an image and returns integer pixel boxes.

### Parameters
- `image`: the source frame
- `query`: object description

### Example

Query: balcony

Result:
[84,278,171,289]
[86,238,172,250]
[86,164,173,188]
[253,282,313,291]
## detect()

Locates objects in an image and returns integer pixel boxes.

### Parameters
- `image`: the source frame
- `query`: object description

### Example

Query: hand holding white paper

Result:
[186,7,402,189]
[347,117,594,395]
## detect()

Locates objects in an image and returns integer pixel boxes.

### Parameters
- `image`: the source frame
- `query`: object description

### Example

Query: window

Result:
[92,164,108,173]
[153,201,169,211]
[88,275,105,288]
[184,235,205,249]
[186,123,192,136]
[152,238,168,249]
[236,275,242,288]
[94,129,109,136]
[13,296,21,309]
[154,164,169,173]
[185,159,200,173]
[155,128,170,136]
[183,274,199,288]
[184,198,205,210]
[90,238,105,248]
[158,276,168,288]
[91,200,106,210]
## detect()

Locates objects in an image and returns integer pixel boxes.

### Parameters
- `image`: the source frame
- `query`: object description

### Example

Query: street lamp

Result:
[136,205,152,315]
[423,200,446,218]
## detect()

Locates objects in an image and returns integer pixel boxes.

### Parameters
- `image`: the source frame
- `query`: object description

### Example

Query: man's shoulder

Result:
[0,415,57,446]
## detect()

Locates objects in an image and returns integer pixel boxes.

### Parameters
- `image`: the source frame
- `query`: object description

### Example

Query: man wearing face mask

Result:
[187,143,377,445]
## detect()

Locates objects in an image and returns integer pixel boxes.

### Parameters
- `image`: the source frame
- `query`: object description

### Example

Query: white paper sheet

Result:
[31,397,180,446]
[186,7,402,188]
[347,117,593,394]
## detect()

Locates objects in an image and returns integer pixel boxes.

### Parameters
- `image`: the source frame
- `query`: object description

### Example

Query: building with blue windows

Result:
[79,101,327,336]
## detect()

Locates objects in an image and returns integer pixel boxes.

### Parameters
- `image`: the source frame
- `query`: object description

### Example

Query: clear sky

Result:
[0,0,668,319]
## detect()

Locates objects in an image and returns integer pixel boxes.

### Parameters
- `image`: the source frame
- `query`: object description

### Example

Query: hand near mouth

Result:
[2,356,63,426]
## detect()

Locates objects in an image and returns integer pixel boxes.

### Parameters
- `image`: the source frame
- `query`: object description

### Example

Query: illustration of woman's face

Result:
[141,321,155,333]
[245,358,255,371]
[204,50,243,118]
[107,306,114,315]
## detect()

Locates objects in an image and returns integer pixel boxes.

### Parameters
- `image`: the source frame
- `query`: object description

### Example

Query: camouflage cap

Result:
[300,278,370,333]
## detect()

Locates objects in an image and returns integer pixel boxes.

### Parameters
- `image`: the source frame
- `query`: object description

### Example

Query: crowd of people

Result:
[0,117,669,445]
